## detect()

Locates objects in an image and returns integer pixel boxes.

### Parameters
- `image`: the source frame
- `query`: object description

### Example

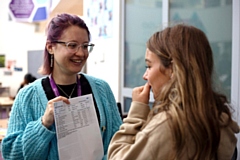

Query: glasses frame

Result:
[52,41,95,53]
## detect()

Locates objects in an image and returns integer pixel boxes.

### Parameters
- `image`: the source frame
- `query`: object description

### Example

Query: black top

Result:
[41,75,100,124]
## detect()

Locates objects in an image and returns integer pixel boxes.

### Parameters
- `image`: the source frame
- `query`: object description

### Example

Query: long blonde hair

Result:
[143,24,232,159]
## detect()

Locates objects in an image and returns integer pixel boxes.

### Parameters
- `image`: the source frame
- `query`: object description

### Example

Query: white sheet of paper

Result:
[53,94,103,160]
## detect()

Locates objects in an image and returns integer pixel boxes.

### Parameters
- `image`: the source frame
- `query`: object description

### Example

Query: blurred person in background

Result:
[17,73,37,92]
[10,73,37,100]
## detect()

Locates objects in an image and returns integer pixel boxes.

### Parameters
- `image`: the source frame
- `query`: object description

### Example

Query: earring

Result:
[50,54,53,67]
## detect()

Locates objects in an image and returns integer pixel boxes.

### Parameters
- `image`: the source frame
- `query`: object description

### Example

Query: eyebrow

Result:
[65,40,89,43]
[145,59,151,63]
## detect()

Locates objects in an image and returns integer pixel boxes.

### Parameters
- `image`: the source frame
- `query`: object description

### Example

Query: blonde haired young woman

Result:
[108,24,239,160]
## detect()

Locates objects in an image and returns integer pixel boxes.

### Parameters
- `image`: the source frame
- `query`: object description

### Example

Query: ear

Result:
[167,61,174,79]
[46,41,53,54]
[167,69,173,79]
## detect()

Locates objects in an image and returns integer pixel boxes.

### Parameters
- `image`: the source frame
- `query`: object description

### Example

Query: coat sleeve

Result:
[108,101,173,160]
[1,87,56,160]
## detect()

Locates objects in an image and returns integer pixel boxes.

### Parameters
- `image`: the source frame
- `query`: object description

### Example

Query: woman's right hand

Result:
[42,96,70,128]
[132,83,151,104]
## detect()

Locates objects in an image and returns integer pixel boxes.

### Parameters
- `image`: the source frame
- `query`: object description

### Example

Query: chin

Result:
[71,69,82,74]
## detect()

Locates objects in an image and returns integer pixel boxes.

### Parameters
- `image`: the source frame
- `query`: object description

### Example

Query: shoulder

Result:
[218,112,239,159]
[219,112,239,133]
[80,73,111,90]
[81,73,108,84]
[15,77,46,102]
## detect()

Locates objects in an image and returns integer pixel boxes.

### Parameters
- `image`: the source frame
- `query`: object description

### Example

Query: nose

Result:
[143,70,147,80]
[75,47,87,57]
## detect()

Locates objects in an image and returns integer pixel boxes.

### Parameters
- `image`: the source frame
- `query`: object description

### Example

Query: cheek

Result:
[149,70,167,94]
[85,54,89,59]
[147,71,158,89]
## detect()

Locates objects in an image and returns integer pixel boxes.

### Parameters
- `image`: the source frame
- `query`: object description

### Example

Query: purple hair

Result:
[38,13,91,75]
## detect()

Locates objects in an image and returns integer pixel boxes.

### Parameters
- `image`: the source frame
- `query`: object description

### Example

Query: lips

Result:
[71,59,83,63]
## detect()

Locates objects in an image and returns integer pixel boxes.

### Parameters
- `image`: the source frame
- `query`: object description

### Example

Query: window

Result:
[122,0,162,113]
[122,0,234,114]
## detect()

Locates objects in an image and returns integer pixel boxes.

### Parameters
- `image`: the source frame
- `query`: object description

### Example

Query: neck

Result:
[51,72,78,85]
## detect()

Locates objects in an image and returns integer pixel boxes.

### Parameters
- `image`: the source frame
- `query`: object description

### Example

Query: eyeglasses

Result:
[52,41,95,53]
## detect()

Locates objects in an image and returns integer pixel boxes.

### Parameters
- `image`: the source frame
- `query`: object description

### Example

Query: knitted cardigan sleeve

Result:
[1,80,57,160]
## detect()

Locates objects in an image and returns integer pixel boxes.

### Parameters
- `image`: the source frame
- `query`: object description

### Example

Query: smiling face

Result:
[46,25,89,83]
[143,48,172,99]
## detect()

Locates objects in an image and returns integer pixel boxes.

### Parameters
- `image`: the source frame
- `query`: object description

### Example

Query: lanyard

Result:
[49,74,81,97]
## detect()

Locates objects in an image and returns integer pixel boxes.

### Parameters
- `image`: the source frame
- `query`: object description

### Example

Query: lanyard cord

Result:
[49,74,81,98]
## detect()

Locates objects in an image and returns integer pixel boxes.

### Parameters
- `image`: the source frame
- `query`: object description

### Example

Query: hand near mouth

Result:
[132,83,151,104]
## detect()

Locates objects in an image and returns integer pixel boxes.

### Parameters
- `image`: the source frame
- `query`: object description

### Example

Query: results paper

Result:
[54,94,103,160]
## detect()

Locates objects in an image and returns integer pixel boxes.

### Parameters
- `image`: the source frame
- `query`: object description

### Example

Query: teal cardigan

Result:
[2,73,122,160]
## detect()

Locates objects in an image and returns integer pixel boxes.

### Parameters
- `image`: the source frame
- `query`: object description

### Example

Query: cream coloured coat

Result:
[108,101,239,160]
